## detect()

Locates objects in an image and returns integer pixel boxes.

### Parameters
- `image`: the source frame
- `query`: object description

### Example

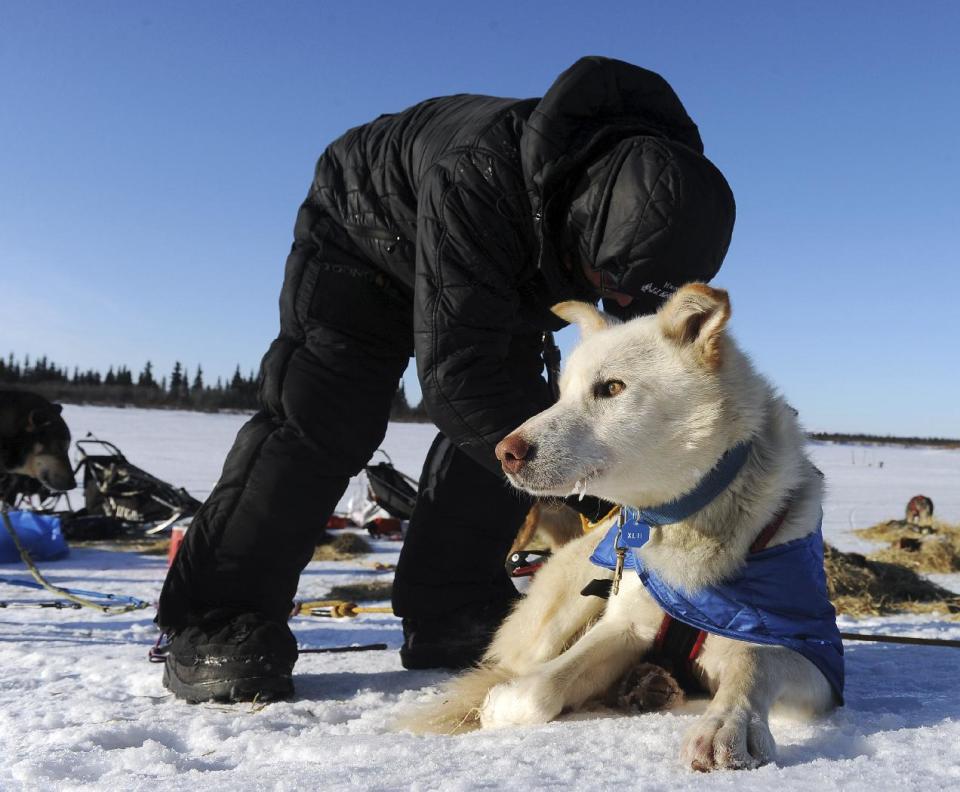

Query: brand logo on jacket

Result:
[639,281,678,299]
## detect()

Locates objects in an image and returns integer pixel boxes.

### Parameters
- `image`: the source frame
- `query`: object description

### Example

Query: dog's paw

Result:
[681,707,776,771]
[611,662,685,712]
[479,677,561,729]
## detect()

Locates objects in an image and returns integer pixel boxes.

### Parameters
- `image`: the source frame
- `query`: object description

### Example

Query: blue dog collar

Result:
[635,441,752,527]
[614,441,752,550]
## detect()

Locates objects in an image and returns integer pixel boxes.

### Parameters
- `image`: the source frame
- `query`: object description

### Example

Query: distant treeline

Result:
[808,432,960,449]
[0,353,430,421]
[4,354,955,439]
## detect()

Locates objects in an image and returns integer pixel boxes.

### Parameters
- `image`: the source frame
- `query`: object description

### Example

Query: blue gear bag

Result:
[1,511,70,563]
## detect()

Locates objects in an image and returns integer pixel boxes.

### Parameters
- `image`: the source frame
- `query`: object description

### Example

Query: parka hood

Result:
[521,56,735,315]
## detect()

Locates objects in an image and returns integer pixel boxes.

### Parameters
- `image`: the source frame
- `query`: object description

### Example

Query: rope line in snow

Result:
[291,599,395,619]
[1,507,151,614]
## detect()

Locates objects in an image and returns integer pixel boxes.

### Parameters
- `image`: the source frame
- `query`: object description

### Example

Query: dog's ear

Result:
[658,284,731,368]
[52,403,63,414]
[551,301,617,337]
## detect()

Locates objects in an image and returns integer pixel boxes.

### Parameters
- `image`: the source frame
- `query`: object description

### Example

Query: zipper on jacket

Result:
[344,222,404,253]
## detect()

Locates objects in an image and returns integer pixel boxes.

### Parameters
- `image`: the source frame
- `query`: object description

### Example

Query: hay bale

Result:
[824,543,960,617]
[312,531,372,561]
[326,580,393,602]
[855,519,960,574]
[331,532,372,555]
[871,537,960,574]
[857,518,940,542]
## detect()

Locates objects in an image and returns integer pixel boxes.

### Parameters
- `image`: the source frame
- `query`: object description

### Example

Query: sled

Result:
[72,436,202,534]
[1,434,202,539]
[364,450,419,520]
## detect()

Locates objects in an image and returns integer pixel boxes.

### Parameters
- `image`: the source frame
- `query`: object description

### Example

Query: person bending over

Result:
[157,55,736,703]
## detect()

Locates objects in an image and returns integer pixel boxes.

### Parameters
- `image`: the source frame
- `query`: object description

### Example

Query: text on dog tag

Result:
[621,520,650,548]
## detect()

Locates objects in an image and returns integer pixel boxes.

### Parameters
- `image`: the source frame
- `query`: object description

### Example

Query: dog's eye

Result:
[594,380,625,399]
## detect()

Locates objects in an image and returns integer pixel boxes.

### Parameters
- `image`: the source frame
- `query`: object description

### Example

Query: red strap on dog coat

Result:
[653,506,790,678]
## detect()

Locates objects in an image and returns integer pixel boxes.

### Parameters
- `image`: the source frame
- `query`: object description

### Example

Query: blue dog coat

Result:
[590,513,845,702]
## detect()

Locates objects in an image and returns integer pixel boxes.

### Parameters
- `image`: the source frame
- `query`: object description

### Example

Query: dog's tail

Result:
[393,664,513,734]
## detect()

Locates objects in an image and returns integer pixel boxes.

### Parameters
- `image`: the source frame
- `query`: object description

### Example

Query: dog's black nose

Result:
[496,433,532,474]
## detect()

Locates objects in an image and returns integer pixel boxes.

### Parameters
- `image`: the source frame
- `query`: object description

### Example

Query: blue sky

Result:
[1,1,957,436]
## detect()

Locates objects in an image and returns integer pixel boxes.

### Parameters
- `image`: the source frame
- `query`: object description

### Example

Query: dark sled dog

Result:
[0,390,76,492]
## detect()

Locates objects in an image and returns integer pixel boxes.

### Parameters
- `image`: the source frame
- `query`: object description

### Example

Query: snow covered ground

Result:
[2,405,959,790]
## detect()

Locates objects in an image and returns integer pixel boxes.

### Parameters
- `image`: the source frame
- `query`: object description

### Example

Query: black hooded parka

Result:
[157,57,735,630]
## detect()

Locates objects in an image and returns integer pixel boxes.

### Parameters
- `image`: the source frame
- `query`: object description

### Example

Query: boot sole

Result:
[163,659,294,704]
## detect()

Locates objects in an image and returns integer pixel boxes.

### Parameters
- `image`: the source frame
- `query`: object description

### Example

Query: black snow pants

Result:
[156,201,533,630]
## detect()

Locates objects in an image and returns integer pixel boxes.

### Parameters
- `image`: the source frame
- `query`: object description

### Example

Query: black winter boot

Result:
[399,595,518,670]
[162,611,298,703]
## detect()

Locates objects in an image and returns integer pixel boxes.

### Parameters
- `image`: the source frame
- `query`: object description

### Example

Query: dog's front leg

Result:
[480,576,657,729]
[681,643,780,771]
[486,530,612,673]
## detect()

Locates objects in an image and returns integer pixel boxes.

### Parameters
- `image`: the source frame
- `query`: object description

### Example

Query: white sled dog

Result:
[401,284,840,771]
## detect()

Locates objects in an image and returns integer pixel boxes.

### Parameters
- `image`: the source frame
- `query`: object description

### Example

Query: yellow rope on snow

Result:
[294,599,396,618]
[302,504,615,618]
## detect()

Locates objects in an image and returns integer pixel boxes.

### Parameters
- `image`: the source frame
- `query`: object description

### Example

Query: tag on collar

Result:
[619,509,651,549]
